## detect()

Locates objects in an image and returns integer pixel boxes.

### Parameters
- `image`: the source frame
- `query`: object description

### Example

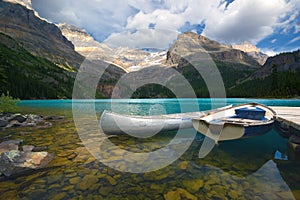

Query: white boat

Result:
[100,105,232,136]
[192,103,276,143]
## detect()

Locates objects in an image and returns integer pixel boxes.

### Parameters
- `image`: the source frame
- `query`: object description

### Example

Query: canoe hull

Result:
[100,105,232,135]
[100,110,197,135]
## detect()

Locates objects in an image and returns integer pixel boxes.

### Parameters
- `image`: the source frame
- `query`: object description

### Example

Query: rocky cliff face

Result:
[4,0,33,12]
[232,41,268,65]
[58,23,129,97]
[167,32,261,69]
[58,23,114,62]
[0,0,83,69]
[232,41,260,53]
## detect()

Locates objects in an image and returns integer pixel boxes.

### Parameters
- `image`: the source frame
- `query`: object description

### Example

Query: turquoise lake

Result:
[1,98,300,199]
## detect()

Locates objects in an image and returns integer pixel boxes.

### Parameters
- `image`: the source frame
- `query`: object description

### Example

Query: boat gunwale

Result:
[193,102,276,121]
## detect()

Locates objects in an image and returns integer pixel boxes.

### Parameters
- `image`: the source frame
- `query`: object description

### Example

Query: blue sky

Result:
[31,0,300,55]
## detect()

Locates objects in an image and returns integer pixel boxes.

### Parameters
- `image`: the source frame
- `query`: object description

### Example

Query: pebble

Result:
[164,188,197,200]
[99,186,113,196]
[50,192,67,200]
[1,190,18,199]
[182,179,204,193]
[48,184,61,190]
[228,190,239,199]
[62,185,74,191]
[106,175,117,186]
[69,177,81,185]
[76,175,99,191]
[178,161,189,170]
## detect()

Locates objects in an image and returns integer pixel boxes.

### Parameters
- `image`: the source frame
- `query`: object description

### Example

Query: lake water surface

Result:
[1,98,299,199]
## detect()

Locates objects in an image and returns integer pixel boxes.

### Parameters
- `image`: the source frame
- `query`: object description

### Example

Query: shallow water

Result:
[0,98,300,199]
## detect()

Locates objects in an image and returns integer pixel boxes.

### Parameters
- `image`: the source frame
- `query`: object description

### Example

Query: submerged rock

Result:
[22,145,35,152]
[99,186,114,196]
[182,179,204,193]
[32,146,48,152]
[178,161,189,170]
[164,188,197,200]
[76,175,99,191]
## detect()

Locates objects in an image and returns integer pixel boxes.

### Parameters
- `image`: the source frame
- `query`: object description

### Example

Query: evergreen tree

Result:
[271,64,279,94]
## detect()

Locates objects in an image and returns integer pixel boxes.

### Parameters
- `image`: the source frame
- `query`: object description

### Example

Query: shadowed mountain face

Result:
[228,50,300,98]
[0,0,84,70]
[251,50,300,79]
[0,32,75,99]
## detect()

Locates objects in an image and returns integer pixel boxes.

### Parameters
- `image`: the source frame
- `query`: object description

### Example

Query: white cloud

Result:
[105,0,224,48]
[261,49,280,57]
[105,29,179,49]
[271,39,277,44]
[31,0,137,40]
[287,36,300,45]
[202,0,293,44]
[31,0,299,50]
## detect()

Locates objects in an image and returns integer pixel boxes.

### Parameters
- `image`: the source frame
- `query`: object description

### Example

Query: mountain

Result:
[0,1,298,99]
[147,32,261,97]
[0,0,127,99]
[57,23,114,62]
[228,50,300,98]
[0,0,84,70]
[167,32,261,69]
[232,41,268,65]
[250,50,300,79]
[58,23,167,72]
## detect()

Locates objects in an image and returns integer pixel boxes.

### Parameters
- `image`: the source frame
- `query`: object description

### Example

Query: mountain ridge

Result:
[58,23,168,72]
[0,0,84,69]
[167,32,261,69]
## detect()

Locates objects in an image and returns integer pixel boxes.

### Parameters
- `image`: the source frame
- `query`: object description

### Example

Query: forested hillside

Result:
[0,33,75,99]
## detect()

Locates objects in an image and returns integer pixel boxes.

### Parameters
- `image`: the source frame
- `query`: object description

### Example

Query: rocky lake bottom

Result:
[0,100,300,200]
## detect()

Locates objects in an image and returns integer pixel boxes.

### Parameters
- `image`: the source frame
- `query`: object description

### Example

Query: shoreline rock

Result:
[0,140,54,178]
[0,113,64,130]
